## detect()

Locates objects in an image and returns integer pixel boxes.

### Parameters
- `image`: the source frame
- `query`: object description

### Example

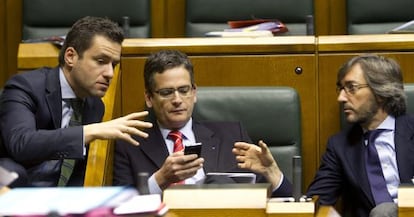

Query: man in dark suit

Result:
[234,54,413,217]
[0,16,152,187]
[113,50,291,196]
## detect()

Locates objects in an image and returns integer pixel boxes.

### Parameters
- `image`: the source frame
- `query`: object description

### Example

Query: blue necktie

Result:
[364,130,393,205]
[57,98,83,186]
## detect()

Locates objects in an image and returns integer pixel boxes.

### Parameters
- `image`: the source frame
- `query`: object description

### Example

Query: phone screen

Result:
[184,144,202,156]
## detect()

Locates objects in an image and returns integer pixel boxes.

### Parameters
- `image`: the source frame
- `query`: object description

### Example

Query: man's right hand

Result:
[84,111,153,145]
[154,152,204,190]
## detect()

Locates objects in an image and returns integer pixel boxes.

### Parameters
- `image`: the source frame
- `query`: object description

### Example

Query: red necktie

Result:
[169,130,184,153]
[168,130,185,185]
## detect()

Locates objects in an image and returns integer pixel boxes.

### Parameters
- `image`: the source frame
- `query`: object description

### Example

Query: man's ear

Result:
[145,91,153,108]
[64,47,77,67]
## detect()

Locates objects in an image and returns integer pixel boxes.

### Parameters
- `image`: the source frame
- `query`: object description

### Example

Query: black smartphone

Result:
[184,143,202,156]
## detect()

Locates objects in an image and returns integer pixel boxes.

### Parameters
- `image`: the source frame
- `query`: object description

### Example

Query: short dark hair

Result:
[337,54,406,116]
[144,50,195,93]
[58,16,124,66]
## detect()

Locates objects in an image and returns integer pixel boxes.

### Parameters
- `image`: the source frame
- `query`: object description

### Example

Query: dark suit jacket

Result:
[306,114,414,217]
[113,121,292,196]
[0,67,104,186]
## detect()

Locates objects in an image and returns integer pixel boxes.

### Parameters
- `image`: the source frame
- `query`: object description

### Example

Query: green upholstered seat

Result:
[22,0,151,40]
[185,0,314,37]
[346,0,414,34]
[193,86,302,182]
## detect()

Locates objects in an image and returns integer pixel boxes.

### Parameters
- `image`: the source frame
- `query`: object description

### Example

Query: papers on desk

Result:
[0,166,18,188]
[0,186,166,216]
[0,186,136,216]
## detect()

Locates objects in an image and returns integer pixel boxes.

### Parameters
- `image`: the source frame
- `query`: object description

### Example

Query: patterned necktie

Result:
[169,130,184,153]
[364,130,393,205]
[168,130,185,185]
[58,98,84,186]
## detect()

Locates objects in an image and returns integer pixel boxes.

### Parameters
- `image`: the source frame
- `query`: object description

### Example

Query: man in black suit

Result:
[113,50,291,196]
[234,54,413,217]
[0,16,152,187]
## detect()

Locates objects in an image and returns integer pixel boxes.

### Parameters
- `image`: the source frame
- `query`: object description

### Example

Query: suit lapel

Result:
[140,124,170,168]
[193,122,220,173]
[394,116,414,182]
[45,67,63,128]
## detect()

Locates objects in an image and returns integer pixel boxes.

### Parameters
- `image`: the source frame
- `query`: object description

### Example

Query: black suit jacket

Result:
[113,121,292,196]
[306,114,414,217]
[0,67,104,186]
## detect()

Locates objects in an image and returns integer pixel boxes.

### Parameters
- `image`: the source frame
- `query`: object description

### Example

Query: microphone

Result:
[292,155,302,202]
[306,15,314,35]
[136,172,149,195]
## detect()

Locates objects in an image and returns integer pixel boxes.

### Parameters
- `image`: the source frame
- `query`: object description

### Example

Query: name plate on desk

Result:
[398,184,414,217]
[163,183,270,209]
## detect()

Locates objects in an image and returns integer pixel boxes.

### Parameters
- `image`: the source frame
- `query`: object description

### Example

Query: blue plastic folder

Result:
[0,186,137,216]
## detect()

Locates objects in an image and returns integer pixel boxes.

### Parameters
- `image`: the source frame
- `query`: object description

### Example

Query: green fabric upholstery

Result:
[346,0,414,34]
[22,0,151,40]
[193,86,302,181]
[185,0,314,37]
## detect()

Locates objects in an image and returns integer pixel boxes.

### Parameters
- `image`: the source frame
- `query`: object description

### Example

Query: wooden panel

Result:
[151,0,166,37]
[165,0,185,37]
[5,0,21,78]
[122,37,316,55]
[0,0,6,87]
[121,37,318,190]
[17,43,59,71]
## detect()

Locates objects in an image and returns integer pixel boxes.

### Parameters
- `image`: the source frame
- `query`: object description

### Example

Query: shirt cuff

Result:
[272,173,284,192]
[148,173,163,195]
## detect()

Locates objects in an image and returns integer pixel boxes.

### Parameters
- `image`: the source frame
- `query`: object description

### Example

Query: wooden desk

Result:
[121,37,318,188]
[17,43,59,71]
[398,185,414,217]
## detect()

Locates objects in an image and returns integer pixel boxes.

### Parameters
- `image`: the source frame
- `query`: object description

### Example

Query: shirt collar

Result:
[59,67,77,99]
[377,115,395,131]
[159,118,194,141]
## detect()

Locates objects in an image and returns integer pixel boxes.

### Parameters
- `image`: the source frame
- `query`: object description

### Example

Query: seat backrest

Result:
[346,0,414,34]
[22,0,151,40]
[340,83,414,129]
[185,0,314,37]
[192,86,302,181]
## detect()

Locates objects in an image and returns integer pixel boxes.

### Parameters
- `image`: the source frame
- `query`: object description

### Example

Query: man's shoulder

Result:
[7,67,57,85]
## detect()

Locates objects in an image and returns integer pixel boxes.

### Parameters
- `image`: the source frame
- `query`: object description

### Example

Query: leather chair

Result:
[192,86,302,182]
[22,0,151,40]
[185,0,314,37]
[346,0,414,34]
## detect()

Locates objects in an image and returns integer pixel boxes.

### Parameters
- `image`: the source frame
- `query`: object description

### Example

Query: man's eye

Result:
[159,89,174,96]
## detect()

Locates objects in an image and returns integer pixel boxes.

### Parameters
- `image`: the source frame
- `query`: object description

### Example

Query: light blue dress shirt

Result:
[368,115,400,203]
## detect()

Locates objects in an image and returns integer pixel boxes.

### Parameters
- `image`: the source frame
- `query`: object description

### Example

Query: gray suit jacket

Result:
[0,67,104,186]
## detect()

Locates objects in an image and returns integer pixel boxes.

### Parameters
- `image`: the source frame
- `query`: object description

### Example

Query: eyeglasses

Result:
[153,85,195,99]
[336,83,369,95]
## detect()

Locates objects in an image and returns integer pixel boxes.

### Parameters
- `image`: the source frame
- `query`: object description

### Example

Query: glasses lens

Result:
[177,86,191,96]
[157,88,174,98]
